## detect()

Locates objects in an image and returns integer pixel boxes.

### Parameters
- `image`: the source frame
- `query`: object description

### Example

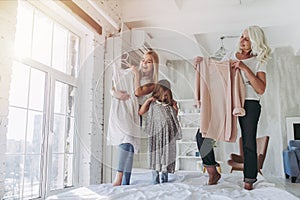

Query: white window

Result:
[5,2,79,199]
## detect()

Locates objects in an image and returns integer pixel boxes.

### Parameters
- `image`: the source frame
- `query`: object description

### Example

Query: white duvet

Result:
[47,169,299,200]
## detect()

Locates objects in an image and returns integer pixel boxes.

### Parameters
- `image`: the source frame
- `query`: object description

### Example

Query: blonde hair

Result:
[144,50,159,83]
[237,25,271,63]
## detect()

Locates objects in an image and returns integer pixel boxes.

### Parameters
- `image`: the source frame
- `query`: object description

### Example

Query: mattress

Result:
[46,169,298,200]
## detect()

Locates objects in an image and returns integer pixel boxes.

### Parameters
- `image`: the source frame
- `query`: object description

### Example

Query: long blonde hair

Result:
[237,25,271,63]
[144,50,159,83]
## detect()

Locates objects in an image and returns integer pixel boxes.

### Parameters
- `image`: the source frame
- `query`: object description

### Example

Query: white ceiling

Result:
[83,0,300,60]
[120,0,299,34]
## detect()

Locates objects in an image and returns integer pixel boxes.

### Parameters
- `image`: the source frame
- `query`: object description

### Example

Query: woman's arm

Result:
[130,64,156,97]
[135,83,156,97]
[194,69,201,108]
[231,61,266,95]
[138,97,155,115]
[193,57,202,108]
[248,71,266,95]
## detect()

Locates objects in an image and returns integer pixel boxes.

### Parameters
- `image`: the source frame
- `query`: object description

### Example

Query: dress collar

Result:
[156,100,169,106]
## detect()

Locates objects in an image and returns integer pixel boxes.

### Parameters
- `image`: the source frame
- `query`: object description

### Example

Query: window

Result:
[5,2,79,199]
[51,81,75,190]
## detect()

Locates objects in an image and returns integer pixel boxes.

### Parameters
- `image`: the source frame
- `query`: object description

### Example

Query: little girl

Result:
[139,79,182,184]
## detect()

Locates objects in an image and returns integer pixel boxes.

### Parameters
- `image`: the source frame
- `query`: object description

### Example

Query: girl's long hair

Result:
[152,79,173,105]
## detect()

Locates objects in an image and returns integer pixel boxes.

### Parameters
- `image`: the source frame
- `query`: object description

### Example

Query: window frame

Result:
[5,0,94,198]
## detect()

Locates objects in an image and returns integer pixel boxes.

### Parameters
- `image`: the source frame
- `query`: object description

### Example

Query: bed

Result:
[46,169,298,200]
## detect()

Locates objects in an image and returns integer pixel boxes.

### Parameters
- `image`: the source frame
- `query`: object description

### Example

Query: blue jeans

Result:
[117,143,134,185]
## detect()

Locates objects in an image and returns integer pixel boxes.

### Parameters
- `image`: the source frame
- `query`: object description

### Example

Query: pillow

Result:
[289,146,299,151]
[289,140,300,148]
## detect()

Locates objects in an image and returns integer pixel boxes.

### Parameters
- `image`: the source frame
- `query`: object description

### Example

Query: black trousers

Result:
[239,100,261,183]
[195,129,218,167]
[196,99,261,182]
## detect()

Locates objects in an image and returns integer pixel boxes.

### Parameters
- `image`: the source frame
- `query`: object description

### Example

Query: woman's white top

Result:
[222,52,267,101]
[107,63,140,152]
[137,76,153,105]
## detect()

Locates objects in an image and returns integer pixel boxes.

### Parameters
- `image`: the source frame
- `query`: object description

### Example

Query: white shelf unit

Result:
[176,99,201,171]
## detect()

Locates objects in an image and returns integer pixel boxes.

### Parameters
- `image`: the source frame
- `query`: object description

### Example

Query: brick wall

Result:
[0,1,18,198]
[75,33,106,185]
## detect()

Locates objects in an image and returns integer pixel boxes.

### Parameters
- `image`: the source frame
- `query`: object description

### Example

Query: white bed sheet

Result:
[47,169,299,200]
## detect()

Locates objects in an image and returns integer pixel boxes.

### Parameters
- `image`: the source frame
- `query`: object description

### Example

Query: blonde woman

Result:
[194,25,271,189]
[108,50,159,186]
[223,25,271,190]
[132,50,159,103]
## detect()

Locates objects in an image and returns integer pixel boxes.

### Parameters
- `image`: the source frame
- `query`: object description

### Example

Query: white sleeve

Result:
[110,88,116,98]
[257,62,267,74]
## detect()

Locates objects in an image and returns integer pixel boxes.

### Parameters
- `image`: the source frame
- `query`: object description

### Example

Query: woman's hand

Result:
[230,60,247,71]
[231,60,266,95]
[193,56,203,71]
[130,65,140,77]
[114,90,130,100]
[195,100,201,109]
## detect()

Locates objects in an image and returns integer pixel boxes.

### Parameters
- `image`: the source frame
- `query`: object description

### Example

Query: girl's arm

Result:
[172,100,179,115]
[138,97,155,115]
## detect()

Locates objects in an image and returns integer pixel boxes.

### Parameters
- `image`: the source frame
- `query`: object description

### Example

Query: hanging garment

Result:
[107,63,140,152]
[197,58,245,142]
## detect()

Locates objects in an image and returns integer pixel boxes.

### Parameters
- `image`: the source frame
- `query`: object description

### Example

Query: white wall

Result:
[76,33,106,185]
[0,1,17,198]
[260,47,300,176]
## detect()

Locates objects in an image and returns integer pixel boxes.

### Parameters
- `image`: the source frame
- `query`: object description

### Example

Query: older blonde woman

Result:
[194,25,271,189]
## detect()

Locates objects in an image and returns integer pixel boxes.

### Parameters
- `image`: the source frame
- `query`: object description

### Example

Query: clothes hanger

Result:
[211,36,227,61]
[104,51,131,68]
[120,51,130,68]
[211,36,239,61]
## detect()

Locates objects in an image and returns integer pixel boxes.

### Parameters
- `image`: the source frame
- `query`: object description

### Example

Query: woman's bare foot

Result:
[244,182,253,190]
[208,173,221,185]
[112,172,123,186]
[206,166,221,185]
